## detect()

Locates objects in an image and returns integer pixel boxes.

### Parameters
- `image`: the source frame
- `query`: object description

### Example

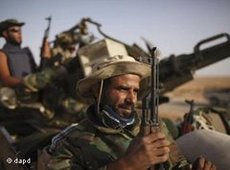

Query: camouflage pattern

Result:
[50,21,94,66]
[51,32,78,65]
[0,61,86,136]
[23,66,68,92]
[22,62,87,119]
[182,106,230,135]
[0,87,18,109]
[51,46,76,64]
[43,105,189,170]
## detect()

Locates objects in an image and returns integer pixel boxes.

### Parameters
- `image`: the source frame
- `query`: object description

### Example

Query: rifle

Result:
[140,47,165,170]
[40,16,52,58]
[180,100,195,135]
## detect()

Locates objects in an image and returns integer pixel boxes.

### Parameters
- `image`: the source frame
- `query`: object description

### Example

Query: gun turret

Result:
[159,33,230,94]
[88,21,230,95]
[52,20,230,90]
[49,19,230,102]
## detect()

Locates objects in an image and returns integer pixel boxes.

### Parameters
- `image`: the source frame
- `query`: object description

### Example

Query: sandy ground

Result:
[159,76,230,121]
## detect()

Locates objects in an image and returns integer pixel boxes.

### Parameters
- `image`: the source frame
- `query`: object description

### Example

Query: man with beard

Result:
[0,18,50,87]
[42,55,216,170]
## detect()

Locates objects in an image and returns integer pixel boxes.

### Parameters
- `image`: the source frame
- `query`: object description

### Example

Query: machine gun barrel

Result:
[194,33,230,69]
[159,33,230,94]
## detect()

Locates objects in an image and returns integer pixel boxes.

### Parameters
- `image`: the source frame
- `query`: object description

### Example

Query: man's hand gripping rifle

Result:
[140,47,165,170]
[140,47,160,135]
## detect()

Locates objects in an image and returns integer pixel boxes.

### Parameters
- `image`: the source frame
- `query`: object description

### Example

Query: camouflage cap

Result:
[76,55,150,99]
[0,19,25,37]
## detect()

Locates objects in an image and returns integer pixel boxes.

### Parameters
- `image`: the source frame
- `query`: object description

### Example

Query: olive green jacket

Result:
[45,106,189,170]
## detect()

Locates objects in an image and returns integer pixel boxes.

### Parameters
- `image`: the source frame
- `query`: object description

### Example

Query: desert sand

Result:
[159,76,230,121]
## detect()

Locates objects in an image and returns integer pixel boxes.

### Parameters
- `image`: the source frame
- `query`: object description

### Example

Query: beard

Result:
[115,103,135,118]
[7,34,22,46]
[8,39,21,46]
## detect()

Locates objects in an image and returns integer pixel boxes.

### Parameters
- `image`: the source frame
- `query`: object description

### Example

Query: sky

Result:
[1,0,230,76]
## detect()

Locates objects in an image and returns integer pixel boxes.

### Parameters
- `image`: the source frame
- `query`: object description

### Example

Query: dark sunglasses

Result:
[8,28,21,33]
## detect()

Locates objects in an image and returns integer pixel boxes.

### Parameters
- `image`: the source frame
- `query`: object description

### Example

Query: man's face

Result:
[4,26,22,45]
[102,74,141,118]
